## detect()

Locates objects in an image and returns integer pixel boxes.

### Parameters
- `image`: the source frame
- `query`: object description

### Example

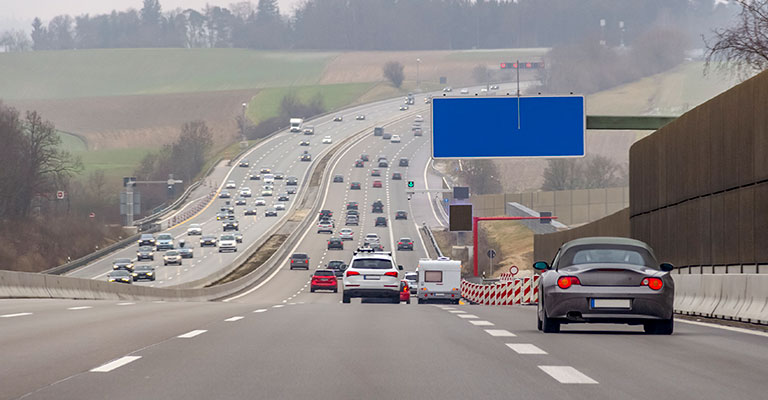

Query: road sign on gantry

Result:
[431,95,585,159]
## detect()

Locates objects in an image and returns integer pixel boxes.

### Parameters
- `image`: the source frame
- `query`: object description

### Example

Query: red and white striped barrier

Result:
[460,276,539,306]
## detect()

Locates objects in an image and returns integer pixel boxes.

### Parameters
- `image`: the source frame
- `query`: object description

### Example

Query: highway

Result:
[3,85,766,399]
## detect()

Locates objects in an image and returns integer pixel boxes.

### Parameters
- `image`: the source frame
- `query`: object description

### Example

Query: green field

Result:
[57,131,88,152]
[75,147,153,182]
[0,48,337,99]
[246,82,376,124]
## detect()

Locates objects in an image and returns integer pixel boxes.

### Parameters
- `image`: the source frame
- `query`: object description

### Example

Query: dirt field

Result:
[6,89,260,150]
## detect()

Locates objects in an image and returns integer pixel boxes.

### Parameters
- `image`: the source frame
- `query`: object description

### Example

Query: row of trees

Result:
[3,0,730,52]
[541,156,628,191]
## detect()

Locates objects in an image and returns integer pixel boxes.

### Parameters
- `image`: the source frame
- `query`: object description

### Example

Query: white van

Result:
[417,258,462,304]
[290,118,304,132]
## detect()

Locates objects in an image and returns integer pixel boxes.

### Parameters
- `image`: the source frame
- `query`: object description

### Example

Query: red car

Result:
[355,160,364,168]
[311,269,338,292]
[372,180,383,188]
[400,280,411,304]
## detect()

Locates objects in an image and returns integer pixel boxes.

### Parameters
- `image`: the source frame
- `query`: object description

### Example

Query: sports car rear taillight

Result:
[346,271,360,277]
[384,271,398,277]
[557,276,581,289]
[642,277,663,290]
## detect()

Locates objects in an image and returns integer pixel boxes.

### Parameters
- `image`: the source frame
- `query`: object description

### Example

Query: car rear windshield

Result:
[115,258,131,263]
[220,236,234,241]
[314,271,334,276]
[352,259,393,270]
[425,271,443,282]
[405,273,418,280]
[560,244,657,268]
[292,254,308,259]
[157,234,172,240]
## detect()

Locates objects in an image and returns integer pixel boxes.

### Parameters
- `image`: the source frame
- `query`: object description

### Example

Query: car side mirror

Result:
[398,265,403,271]
[660,262,674,272]
[533,261,549,271]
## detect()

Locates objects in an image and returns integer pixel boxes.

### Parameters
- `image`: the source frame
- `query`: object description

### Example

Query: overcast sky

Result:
[1,0,301,27]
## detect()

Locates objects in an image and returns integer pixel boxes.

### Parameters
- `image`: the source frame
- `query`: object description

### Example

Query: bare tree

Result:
[705,0,768,78]
[582,155,620,189]
[541,159,582,191]
[382,61,405,88]
[459,160,502,194]
[472,64,491,85]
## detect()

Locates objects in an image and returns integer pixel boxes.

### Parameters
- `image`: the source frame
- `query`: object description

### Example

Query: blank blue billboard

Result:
[431,95,585,158]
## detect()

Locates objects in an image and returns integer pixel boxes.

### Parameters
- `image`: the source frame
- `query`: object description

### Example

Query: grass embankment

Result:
[478,221,534,277]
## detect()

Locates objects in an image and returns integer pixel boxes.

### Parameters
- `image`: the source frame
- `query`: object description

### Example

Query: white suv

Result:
[342,248,403,303]
[218,234,237,253]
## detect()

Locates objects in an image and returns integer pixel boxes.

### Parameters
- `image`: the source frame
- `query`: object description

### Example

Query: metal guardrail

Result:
[422,223,444,258]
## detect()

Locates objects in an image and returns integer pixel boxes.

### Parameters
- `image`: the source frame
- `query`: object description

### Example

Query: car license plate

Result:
[364,275,380,280]
[592,299,631,309]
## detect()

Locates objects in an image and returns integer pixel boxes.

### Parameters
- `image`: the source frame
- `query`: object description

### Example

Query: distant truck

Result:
[374,126,384,136]
[417,258,462,304]
[290,118,304,132]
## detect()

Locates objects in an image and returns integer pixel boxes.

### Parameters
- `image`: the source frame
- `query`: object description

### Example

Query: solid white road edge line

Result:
[506,343,547,355]
[90,356,142,373]
[538,366,598,384]
[177,330,207,338]
[677,319,768,338]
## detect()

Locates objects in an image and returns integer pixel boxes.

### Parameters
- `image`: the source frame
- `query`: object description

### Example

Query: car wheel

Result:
[164,262,167,266]
[541,311,561,333]
[342,294,351,304]
[392,295,401,304]
[406,298,411,304]
[152,277,156,281]
[644,317,674,335]
[417,298,425,304]
[334,288,338,293]
[311,288,315,293]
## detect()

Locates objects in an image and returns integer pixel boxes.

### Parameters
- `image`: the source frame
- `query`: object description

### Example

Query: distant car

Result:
[460,88,469,94]
[372,180,383,188]
[239,160,250,167]
[424,97,431,104]
[535,237,675,335]
[399,158,409,167]
[400,280,411,304]
[219,191,231,199]
[356,115,365,120]
[163,250,182,266]
[286,187,297,194]
[132,265,155,282]
[346,202,358,210]
[220,205,234,214]
[326,260,347,277]
[333,174,344,183]
[443,87,452,92]
[490,84,500,90]
[265,208,278,217]
[275,202,286,211]
[405,271,419,294]
[371,169,381,177]
[290,253,310,270]
[322,136,332,144]
[346,210,359,217]
[350,182,361,190]
[274,172,284,180]
[187,224,203,236]
[223,220,239,231]
[260,167,272,174]
[311,269,338,293]
[112,258,134,272]
[378,160,389,168]
[254,197,267,206]
[216,212,230,221]
[382,132,392,140]
[375,217,387,227]
[263,174,275,184]
[354,160,364,168]
[239,187,252,197]
[301,151,312,161]
[371,200,384,213]
[364,233,380,246]
[250,173,261,180]
[345,215,359,226]
[328,237,344,250]
[299,139,310,146]
[395,210,408,220]
[333,115,343,122]
[261,189,273,197]
[319,209,333,219]
[414,115,424,123]
[108,270,133,284]
[244,208,258,216]
[218,234,237,252]
[339,228,354,241]
[397,237,414,251]
[399,105,409,111]
[480,88,488,93]
[235,198,247,206]
[137,233,156,247]
[234,232,243,243]
[392,172,402,180]
[286,177,298,185]
[136,246,154,261]
[225,180,237,189]
[179,247,194,259]
[391,135,401,143]
[199,235,217,247]
[278,193,290,201]
[413,128,423,136]
[303,126,315,135]
[360,154,370,161]
[155,233,174,250]
[317,220,334,234]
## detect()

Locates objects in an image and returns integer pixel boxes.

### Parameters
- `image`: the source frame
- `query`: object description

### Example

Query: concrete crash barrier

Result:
[712,274,748,320]
[694,274,723,317]
[672,274,701,315]
[741,275,768,324]
[672,274,768,324]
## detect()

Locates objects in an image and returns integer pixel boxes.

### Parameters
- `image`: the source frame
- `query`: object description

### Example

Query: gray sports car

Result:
[534,237,675,335]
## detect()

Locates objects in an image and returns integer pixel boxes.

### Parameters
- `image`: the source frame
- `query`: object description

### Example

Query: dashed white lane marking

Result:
[117,302,134,306]
[457,314,478,319]
[289,302,297,305]
[440,307,456,310]
[506,343,548,355]
[67,306,92,310]
[272,305,285,308]
[224,316,244,322]
[677,319,768,338]
[178,330,207,338]
[0,312,32,318]
[153,301,165,303]
[90,356,142,372]
[469,320,495,326]
[485,329,516,337]
[448,310,466,314]
[538,366,598,384]
[253,309,268,313]
[282,299,288,303]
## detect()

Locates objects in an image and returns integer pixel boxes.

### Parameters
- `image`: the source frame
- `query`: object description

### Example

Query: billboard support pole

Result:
[516,59,521,130]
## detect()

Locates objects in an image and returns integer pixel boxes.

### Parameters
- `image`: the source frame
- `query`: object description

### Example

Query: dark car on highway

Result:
[350,182,361,190]
[200,235,217,247]
[392,172,402,180]
[137,246,154,261]
[535,237,675,335]
[286,176,298,185]
[301,151,312,161]
[399,158,409,167]
[361,153,370,161]
[395,210,408,220]
[290,253,310,270]
[333,174,344,182]
[137,233,156,247]
[346,202,358,210]
[327,237,344,250]
[372,200,384,213]
[354,160,364,168]
[132,265,156,282]
[326,260,348,277]
[278,193,290,201]
[378,160,389,168]
[222,220,239,231]
[397,238,414,251]
[375,217,387,227]
[112,258,134,272]
[108,270,133,284]
[371,169,381,177]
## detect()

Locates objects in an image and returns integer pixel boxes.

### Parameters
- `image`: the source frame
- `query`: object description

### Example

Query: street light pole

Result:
[241,102,247,142]
[416,58,421,90]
